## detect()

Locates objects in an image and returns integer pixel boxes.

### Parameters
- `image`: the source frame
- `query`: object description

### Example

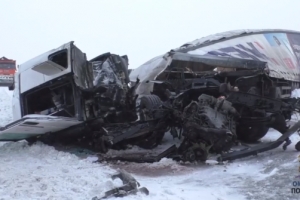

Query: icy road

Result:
[0,88,300,200]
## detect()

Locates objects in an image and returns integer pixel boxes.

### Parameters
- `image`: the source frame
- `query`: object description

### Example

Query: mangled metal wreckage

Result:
[2,29,300,164]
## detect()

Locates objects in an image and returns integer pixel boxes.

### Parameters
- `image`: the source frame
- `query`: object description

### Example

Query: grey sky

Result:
[0,0,299,69]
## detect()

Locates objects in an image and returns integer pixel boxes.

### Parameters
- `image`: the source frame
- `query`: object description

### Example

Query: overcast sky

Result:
[0,0,299,69]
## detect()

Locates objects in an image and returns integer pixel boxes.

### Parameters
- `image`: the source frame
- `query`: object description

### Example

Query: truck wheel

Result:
[236,124,269,143]
[137,94,162,110]
[136,94,162,121]
[135,95,165,148]
[235,86,270,143]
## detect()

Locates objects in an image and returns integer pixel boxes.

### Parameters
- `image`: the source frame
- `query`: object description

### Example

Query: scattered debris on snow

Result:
[92,169,149,200]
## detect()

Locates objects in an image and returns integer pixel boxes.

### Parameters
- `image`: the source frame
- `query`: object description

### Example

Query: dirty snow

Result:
[1,88,300,200]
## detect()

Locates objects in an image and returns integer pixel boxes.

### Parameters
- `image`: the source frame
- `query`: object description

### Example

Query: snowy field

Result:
[1,88,300,200]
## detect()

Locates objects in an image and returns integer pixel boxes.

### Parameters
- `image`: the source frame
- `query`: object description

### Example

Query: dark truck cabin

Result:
[21,49,77,118]
[22,78,76,117]
[153,52,268,101]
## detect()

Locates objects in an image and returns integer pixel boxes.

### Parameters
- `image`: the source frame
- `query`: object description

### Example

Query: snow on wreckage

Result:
[2,30,300,197]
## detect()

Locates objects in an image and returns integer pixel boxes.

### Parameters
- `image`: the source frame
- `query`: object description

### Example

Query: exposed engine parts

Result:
[174,94,238,162]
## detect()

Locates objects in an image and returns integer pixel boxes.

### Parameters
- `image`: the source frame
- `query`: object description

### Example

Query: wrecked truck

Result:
[128,29,300,161]
[1,41,169,153]
[1,29,300,163]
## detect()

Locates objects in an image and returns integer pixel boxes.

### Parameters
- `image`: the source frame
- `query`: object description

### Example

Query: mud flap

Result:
[0,115,83,141]
[218,120,300,162]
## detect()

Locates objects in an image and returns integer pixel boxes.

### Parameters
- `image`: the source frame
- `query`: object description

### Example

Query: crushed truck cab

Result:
[4,42,154,145]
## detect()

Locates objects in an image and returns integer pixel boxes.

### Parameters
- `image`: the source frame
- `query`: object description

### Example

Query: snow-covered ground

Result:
[1,88,300,200]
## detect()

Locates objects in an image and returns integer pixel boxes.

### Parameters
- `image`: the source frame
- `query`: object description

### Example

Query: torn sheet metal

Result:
[175,29,300,82]
[0,115,82,141]
[92,60,123,88]
[72,45,94,90]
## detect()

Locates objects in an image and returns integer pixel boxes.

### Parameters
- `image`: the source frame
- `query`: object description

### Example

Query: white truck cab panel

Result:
[12,41,76,121]
[19,42,73,93]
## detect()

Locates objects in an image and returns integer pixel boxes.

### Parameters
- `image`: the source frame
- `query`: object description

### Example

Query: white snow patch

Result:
[0,141,119,200]
[255,168,279,181]
[0,88,13,126]
[292,88,300,98]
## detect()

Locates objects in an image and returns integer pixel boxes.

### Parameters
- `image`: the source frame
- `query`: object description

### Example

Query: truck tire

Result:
[137,94,162,110]
[236,124,269,143]
[236,86,269,143]
[135,95,165,149]
[136,94,162,121]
